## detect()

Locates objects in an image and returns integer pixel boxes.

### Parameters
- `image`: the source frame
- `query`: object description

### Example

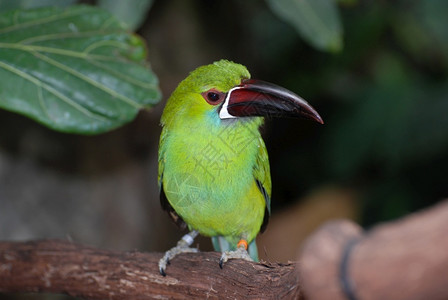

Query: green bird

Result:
[158,60,323,275]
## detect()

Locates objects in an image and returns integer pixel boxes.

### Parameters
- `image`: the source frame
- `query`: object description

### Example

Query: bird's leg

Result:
[159,230,199,276]
[219,239,253,269]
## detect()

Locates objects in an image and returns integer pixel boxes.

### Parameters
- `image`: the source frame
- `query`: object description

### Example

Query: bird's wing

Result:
[254,136,272,233]
[158,127,187,230]
[157,128,166,188]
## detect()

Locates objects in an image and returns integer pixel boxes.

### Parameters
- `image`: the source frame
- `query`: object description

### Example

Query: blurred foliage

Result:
[266,0,343,52]
[97,0,154,30]
[0,0,77,10]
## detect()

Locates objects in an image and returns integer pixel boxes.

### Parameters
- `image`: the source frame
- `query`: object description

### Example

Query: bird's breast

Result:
[161,122,265,237]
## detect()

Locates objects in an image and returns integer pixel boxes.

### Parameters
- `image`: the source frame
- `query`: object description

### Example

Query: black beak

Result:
[219,79,323,124]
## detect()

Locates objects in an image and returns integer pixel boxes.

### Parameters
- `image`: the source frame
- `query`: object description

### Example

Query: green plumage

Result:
[158,60,271,258]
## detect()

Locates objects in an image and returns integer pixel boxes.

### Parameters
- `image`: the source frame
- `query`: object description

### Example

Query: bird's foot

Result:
[159,230,199,276]
[219,239,252,269]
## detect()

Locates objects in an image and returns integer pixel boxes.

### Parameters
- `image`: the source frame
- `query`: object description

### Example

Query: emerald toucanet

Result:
[158,60,323,275]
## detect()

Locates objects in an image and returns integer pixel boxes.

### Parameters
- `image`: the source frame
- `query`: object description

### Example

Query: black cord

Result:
[339,237,360,300]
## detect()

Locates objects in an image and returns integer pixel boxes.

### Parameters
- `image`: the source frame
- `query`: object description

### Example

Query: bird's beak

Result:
[219,79,323,124]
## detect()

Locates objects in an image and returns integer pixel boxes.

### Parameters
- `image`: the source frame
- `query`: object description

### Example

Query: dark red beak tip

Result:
[315,114,324,124]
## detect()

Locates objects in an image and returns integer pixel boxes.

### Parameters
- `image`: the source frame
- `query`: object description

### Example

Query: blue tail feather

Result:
[211,236,259,262]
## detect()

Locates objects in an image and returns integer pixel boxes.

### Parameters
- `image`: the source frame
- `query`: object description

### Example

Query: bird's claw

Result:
[159,231,199,276]
[159,266,166,277]
[219,245,253,269]
[159,246,198,276]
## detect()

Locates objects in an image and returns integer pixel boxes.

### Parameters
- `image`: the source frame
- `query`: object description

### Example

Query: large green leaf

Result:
[0,5,161,134]
[266,0,343,52]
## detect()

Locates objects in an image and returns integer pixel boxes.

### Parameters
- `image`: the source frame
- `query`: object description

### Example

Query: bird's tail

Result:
[211,236,259,262]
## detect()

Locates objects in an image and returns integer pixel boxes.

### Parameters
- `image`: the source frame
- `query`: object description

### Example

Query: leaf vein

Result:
[0,9,89,35]
[37,83,53,122]
[0,43,117,61]
[0,60,108,122]
[18,30,124,45]
[83,40,129,54]
[32,51,141,109]
[87,59,158,90]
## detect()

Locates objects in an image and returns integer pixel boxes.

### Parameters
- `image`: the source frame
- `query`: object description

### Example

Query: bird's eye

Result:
[201,89,225,105]
[207,92,220,102]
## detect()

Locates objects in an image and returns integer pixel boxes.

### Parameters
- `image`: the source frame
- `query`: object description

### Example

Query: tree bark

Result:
[0,240,300,299]
[2,200,448,300]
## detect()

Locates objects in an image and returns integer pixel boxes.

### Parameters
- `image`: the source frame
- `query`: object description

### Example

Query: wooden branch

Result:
[3,200,448,299]
[0,240,301,299]
[300,200,448,300]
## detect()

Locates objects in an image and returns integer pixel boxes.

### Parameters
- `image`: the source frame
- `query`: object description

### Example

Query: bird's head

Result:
[161,60,323,128]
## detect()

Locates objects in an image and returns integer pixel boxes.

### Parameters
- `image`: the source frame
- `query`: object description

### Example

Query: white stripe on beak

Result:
[219,86,242,120]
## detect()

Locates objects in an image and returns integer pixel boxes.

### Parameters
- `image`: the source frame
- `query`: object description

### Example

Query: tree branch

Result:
[0,240,301,299]
[3,200,448,299]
